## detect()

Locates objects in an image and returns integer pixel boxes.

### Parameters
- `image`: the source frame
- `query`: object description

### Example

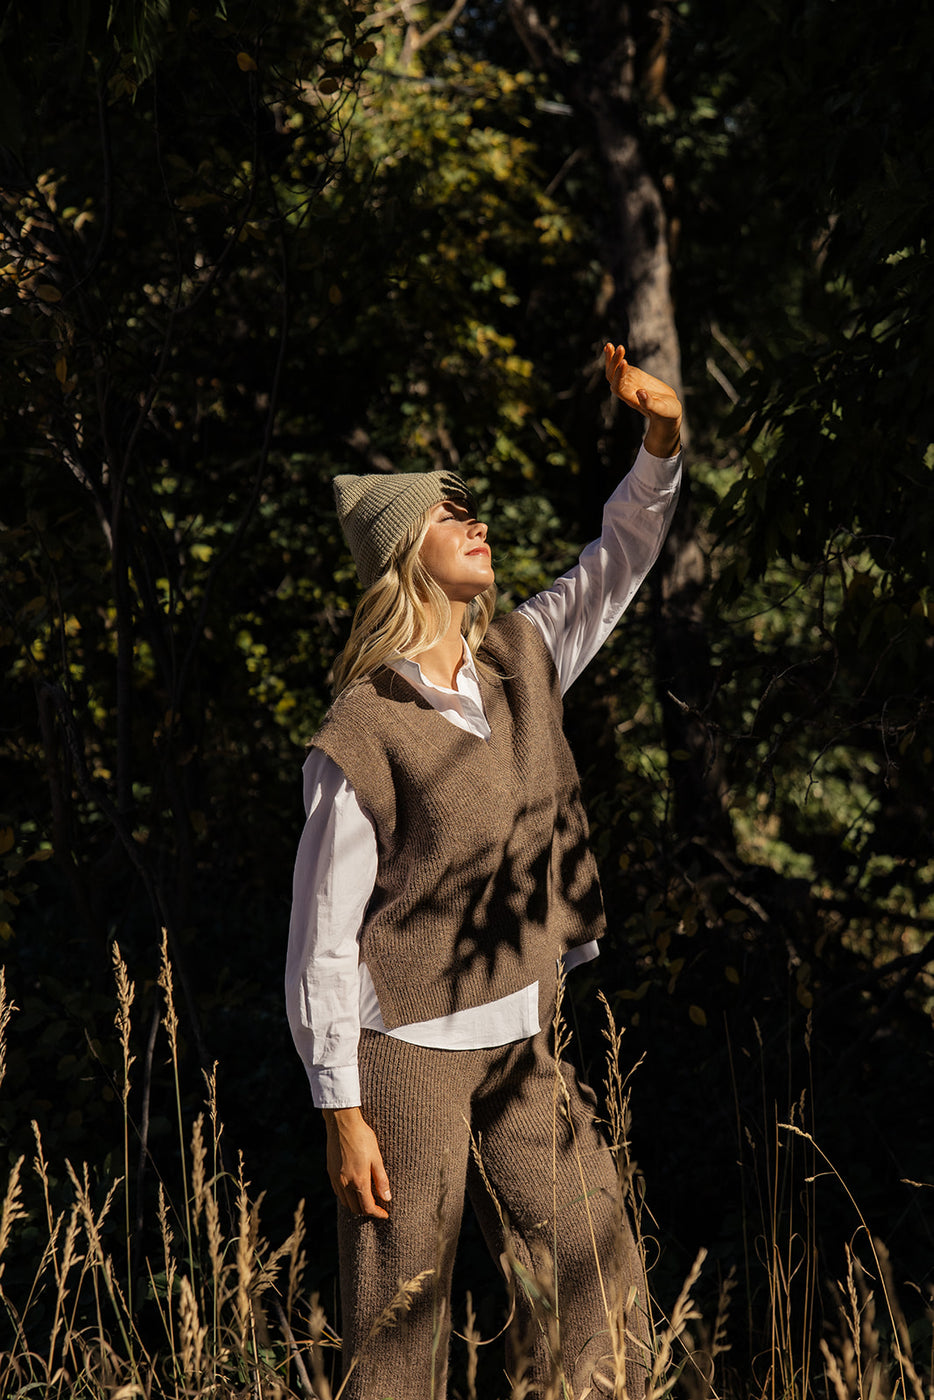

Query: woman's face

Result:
[418,499,494,602]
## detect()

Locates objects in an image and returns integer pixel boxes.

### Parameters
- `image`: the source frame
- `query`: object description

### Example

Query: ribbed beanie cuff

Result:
[333,469,474,588]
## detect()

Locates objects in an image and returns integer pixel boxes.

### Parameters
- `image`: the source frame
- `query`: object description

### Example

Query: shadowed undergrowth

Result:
[0,955,931,1400]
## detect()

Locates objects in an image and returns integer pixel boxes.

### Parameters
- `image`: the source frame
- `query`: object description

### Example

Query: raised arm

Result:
[515,347,682,692]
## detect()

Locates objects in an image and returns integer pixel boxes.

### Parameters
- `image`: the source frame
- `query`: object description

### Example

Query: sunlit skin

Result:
[419,501,495,605]
[323,344,683,1220]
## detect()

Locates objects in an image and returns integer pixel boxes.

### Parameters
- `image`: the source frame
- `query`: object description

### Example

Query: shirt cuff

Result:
[308,1063,361,1110]
[632,441,682,487]
[562,940,601,973]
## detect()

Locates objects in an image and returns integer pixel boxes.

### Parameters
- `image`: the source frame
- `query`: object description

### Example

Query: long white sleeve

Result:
[285,755,377,1108]
[517,443,681,693]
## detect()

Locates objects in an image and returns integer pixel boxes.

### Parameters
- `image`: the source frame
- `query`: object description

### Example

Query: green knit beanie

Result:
[333,469,475,589]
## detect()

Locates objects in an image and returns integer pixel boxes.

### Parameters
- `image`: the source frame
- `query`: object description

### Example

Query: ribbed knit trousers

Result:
[336,1017,650,1399]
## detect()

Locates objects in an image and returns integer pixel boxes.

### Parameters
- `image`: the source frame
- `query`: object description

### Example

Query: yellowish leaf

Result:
[0,827,14,855]
[725,965,740,984]
[688,1004,707,1027]
[55,354,68,384]
[328,283,343,305]
[37,284,62,303]
[236,51,257,71]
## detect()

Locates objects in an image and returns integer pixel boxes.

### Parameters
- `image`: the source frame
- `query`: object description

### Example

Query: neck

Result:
[412,602,467,689]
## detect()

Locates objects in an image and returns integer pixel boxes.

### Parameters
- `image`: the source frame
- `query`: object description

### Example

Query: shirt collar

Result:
[389,637,477,695]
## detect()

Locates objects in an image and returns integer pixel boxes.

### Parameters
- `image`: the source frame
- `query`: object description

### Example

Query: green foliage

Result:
[2,1,934,1392]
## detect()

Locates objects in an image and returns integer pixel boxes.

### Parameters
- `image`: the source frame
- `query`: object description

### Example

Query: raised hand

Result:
[604,343,682,457]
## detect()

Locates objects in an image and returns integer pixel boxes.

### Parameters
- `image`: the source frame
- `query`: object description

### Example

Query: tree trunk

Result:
[508,0,734,851]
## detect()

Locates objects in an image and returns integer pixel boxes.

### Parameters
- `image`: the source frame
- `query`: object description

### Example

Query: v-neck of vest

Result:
[373,663,502,743]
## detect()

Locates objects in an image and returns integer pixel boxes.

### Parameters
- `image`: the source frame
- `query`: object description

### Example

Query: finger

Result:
[372,1159,392,1206]
[604,343,628,384]
[638,387,680,420]
[341,1169,388,1218]
[356,1181,389,1219]
[339,1183,360,1215]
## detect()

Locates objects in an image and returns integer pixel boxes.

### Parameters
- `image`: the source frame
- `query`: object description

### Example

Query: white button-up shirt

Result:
[286,445,682,1108]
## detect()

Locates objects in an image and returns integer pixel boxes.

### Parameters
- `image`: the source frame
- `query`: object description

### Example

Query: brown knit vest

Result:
[311,613,606,1028]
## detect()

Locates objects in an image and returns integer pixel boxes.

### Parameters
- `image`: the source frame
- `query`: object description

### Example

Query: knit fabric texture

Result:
[338,1018,651,1399]
[332,467,475,588]
[310,612,606,1028]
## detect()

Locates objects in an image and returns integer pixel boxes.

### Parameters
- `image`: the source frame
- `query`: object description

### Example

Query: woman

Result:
[286,343,683,1398]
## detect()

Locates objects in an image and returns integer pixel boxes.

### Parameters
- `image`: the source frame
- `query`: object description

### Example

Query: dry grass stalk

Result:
[0,1155,27,1275]
[157,927,178,1049]
[529,1240,565,1400]
[874,1238,927,1400]
[286,1199,306,1331]
[677,1265,736,1400]
[646,1247,706,1400]
[0,965,16,1091]
[203,1060,222,1158]
[782,1121,917,1400]
[604,1274,635,1400]
[32,1121,63,1279]
[333,1268,434,1400]
[550,974,610,1327]
[598,993,644,1213]
[205,1179,223,1299]
[818,1240,931,1400]
[467,1128,535,1391]
[308,1291,336,1400]
[111,941,137,1344]
[46,1203,82,1381]
[153,1181,179,1363]
[463,1290,480,1400]
[179,1272,207,1382]
[112,942,136,1105]
[158,928,195,1289]
[190,1112,207,1235]
[430,1148,452,1399]
[235,1152,255,1353]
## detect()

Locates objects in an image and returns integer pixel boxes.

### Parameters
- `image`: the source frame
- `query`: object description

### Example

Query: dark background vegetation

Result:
[1,0,933,1391]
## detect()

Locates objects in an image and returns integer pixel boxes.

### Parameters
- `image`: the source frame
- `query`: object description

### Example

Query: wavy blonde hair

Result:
[332,507,497,696]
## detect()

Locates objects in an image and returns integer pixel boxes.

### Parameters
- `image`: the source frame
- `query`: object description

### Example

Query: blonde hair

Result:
[332,507,497,696]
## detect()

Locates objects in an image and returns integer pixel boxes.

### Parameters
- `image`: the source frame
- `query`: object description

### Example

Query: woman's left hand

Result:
[604,343,682,457]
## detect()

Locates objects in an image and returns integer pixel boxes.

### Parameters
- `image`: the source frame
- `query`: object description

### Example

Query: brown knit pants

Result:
[337,1017,650,1399]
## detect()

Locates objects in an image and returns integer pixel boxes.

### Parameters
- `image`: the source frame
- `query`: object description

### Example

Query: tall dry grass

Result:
[0,956,931,1399]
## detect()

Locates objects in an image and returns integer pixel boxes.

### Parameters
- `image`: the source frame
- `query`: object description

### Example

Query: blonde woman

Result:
[286,344,683,1398]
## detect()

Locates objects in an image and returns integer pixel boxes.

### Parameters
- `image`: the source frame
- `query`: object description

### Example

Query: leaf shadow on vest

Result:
[441,793,605,1008]
[344,662,606,1027]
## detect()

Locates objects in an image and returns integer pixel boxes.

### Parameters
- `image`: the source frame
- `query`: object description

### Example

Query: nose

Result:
[469,518,487,541]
